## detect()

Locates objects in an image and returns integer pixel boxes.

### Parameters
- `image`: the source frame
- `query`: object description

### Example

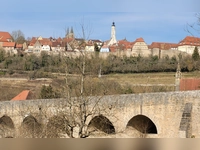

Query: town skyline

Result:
[1,11,199,45]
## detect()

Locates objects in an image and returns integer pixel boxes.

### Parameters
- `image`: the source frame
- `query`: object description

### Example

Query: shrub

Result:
[40,85,61,99]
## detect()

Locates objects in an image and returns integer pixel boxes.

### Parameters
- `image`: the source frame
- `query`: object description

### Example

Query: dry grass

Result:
[0,78,52,101]
[0,71,200,101]
[104,72,200,93]
[105,72,176,86]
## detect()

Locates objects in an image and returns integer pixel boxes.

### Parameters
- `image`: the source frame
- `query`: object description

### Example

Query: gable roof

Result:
[11,90,30,101]
[52,41,66,47]
[16,44,23,48]
[118,39,133,50]
[2,42,16,47]
[89,39,103,43]
[57,37,62,43]
[109,45,118,52]
[150,42,178,50]
[29,37,53,46]
[0,31,12,42]
[29,37,37,46]
[130,37,147,47]
[179,36,200,46]
[39,39,52,46]
[63,37,74,43]
[135,37,145,42]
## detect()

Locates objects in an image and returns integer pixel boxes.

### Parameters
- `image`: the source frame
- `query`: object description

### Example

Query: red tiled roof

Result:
[118,39,133,50]
[89,39,102,43]
[29,37,53,46]
[63,37,74,43]
[2,42,16,47]
[109,45,118,52]
[180,78,200,91]
[0,31,12,42]
[179,36,200,46]
[150,42,178,50]
[130,37,147,47]
[11,90,30,101]
[57,37,62,42]
[52,41,65,47]
[39,39,52,46]
[16,44,23,48]
[135,37,145,42]
[29,37,37,46]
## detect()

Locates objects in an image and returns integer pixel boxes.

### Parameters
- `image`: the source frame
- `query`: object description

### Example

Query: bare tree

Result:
[45,19,112,138]
[185,13,200,36]
[8,19,117,138]
[11,30,25,44]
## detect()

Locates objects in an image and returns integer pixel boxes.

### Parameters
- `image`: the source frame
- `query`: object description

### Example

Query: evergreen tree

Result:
[94,43,100,57]
[40,85,60,99]
[192,46,200,61]
[0,49,5,63]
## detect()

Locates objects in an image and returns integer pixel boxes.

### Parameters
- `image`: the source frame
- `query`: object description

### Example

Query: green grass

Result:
[0,71,5,76]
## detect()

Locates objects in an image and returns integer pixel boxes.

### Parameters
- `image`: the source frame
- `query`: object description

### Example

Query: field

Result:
[0,71,200,101]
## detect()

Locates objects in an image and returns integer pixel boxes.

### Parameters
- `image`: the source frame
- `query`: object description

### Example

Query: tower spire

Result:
[108,22,117,46]
[112,22,115,26]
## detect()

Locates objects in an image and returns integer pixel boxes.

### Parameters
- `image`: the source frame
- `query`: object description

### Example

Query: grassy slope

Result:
[0,71,200,101]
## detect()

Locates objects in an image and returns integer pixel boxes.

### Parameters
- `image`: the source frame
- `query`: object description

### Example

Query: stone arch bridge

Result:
[0,90,200,138]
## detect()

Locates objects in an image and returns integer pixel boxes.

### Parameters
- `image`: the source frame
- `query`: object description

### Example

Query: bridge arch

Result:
[126,115,157,135]
[20,115,42,138]
[0,115,15,138]
[46,115,70,138]
[87,115,115,135]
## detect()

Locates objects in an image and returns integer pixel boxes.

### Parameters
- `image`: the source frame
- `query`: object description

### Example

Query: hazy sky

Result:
[0,0,199,44]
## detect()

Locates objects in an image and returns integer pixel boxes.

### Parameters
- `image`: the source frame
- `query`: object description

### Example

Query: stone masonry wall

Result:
[0,90,200,137]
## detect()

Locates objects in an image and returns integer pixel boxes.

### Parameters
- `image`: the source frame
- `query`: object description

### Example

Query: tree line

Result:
[0,50,200,77]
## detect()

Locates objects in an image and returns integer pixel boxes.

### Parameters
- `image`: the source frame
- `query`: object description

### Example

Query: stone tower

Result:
[66,27,75,39]
[108,22,117,46]
[175,62,182,91]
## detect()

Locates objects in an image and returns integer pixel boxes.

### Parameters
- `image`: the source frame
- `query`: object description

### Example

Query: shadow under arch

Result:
[46,115,70,138]
[0,115,15,138]
[21,115,42,138]
[88,115,115,135]
[126,115,157,134]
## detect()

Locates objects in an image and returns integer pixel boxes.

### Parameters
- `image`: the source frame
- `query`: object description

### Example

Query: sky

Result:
[0,0,200,45]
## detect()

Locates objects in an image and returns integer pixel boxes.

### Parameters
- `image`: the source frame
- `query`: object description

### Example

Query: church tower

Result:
[66,27,75,39]
[108,22,117,46]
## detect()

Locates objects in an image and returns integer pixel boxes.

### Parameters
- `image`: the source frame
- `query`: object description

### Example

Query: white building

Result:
[132,38,150,57]
[178,36,200,54]
[85,43,94,52]
[108,22,117,46]
[41,45,51,51]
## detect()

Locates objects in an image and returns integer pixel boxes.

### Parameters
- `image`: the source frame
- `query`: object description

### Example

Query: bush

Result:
[7,69,14,75]
[28,70,53,79]
[40,85,61,99]
[0,49,5,62]
[192,47,200,61]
